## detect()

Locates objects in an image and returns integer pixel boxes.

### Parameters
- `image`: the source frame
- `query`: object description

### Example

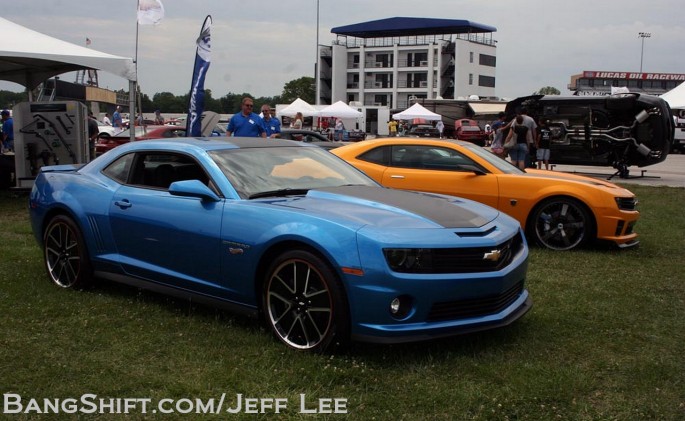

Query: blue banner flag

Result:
[187,15,212,136]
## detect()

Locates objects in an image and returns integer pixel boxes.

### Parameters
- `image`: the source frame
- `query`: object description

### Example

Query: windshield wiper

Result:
[248,188,310,199]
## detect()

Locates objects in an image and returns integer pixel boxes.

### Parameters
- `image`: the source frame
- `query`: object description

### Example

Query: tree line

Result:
[1,79,561,113]
[0,76,316,114]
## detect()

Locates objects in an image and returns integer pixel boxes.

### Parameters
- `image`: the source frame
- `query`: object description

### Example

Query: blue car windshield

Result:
[210,146,378,198]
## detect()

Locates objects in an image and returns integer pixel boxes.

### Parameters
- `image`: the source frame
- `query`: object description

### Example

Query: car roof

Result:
[121,136,314,152]
[339,137,475,148]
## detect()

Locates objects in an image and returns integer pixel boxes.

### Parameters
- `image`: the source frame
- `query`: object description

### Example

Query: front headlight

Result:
[383,248,432,272]
[615,197,638,211]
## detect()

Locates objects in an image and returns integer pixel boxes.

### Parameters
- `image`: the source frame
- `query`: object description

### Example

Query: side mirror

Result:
[458,164,486,175]
[168,180,220,202]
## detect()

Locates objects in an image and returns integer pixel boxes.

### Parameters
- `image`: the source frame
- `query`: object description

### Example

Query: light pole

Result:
[638,32,651,73]
[315,0,320,105]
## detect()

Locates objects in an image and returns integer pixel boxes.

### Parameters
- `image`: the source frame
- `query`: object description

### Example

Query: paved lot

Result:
[548,154,685,188]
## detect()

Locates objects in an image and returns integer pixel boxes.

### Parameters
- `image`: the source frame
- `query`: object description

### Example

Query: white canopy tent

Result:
[392,103,442,121]
[0,17,136,90]
[278,98,318,117]
[660,81,685,110]
[316,101,363,118]
[0,17,137,141]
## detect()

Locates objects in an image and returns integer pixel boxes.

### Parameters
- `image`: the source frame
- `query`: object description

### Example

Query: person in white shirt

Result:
[436,120,445,139]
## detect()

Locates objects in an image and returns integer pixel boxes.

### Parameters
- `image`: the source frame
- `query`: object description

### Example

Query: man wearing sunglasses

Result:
[226,97,267,138]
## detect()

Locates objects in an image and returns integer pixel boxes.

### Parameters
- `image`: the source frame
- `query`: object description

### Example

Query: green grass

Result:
[1,186,684,420]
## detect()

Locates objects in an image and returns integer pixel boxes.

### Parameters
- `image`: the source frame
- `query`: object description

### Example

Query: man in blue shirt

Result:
[1,110,13,152]
[112,106,124,131]
[260,104,281,138]
[227,97,266,138]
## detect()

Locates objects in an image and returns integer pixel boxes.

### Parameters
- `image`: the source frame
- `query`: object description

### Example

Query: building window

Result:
[479,75,496,88]
[479,54,496,67]
[469,74,473,85]
[469,52,474,63]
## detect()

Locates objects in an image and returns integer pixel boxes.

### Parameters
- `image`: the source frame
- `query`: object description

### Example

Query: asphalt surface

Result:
[543,154,685,188]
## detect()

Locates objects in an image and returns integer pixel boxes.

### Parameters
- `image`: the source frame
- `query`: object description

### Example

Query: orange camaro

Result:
[332,138,639,251]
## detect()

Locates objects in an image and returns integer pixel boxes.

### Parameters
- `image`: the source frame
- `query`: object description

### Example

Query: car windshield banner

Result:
[187,15,212,136]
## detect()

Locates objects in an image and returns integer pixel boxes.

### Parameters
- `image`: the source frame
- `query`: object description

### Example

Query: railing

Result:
[397,59,436,67]
[396,80,434,89]
[332,33,497,49]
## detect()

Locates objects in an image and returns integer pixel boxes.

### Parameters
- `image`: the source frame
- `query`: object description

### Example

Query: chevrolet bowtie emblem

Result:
[483,249,501,262]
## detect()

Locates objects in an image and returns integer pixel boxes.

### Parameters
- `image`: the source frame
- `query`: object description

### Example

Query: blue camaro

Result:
[29,137,531,352]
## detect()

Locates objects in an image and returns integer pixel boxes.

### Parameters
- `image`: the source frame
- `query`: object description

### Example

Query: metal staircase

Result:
[36,79,56,102]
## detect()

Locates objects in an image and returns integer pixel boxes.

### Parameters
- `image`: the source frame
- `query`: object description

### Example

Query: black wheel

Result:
[43,215,92,288]
[528,197,593,251]
[263,250,349,352]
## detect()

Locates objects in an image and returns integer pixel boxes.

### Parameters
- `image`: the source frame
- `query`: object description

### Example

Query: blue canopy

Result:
[331,17,496,38]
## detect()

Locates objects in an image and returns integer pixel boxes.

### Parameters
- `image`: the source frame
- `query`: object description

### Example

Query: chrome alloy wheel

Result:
[531,198,591,251]
[44,216,87,288]
[265,258,334,350]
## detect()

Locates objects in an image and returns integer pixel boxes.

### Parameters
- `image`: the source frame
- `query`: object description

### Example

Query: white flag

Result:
[137,0,165,25]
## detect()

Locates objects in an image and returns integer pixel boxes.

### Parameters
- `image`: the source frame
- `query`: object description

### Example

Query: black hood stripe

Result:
[314,186,491,228]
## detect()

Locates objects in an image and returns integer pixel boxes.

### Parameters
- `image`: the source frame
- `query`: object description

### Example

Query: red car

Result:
[453,119,486,146]
[95,125,186,155]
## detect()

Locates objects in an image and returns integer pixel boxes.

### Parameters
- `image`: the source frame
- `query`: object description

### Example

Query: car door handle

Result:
[390,175,405,179]
[114,200,132,209]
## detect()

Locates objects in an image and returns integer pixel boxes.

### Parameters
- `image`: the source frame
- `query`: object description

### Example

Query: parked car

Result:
[278,128,330,142]
[95,125,186,155]
[407,124,440,138]
[454,119,486,146]
[278,128,349,150]
[505,93,673,177]
[29,137,530,352]
[96,121,118,138]
[333,138,640,251]
[345,130,367,141]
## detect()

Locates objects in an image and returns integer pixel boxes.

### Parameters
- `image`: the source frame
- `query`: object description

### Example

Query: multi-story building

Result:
[317,17,497,109]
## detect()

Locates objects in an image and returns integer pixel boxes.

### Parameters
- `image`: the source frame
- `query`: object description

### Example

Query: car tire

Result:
[262,250,349,352]
[527,197,593,251]
[43,215,93,289]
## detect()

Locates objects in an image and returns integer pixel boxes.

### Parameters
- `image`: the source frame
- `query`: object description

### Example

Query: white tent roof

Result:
[392,103,442,121]
[660,81,685,109]
[317,101,363,118]
[279,98,318,117]
[0,17,136,89]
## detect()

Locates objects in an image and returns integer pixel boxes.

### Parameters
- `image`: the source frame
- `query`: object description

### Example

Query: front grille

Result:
[616,197,638,211]
[384,232,524,274]
[427,281,524,322]
[430,232,523,273]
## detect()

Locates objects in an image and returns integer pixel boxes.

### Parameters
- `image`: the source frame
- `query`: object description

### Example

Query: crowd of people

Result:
[488,108,552,170]
[224,96,350,141]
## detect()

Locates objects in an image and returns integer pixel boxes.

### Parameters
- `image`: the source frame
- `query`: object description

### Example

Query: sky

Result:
[1,0,683,101]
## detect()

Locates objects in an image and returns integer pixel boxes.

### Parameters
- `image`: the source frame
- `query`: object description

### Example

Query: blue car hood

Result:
[267,185,498,229]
